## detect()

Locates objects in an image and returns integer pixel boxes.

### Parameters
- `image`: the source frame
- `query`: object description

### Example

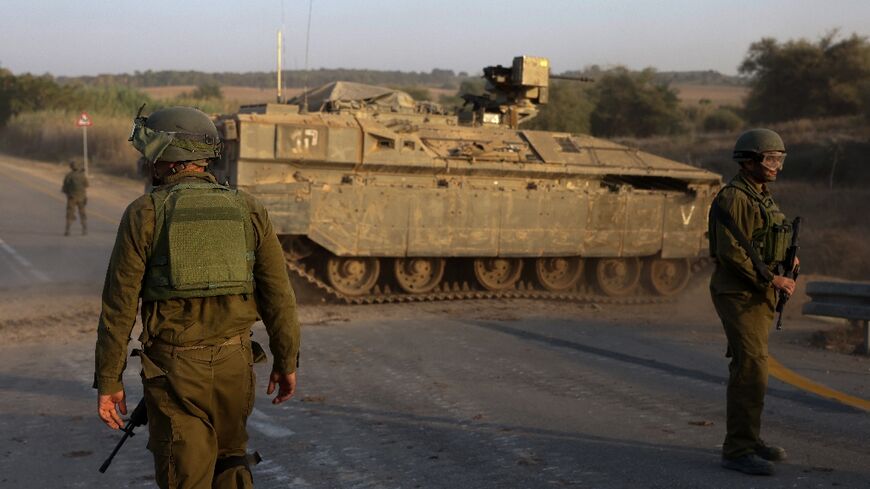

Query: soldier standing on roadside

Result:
[709,128,797,476]
[95,106,301,489]
[62,159,88,236]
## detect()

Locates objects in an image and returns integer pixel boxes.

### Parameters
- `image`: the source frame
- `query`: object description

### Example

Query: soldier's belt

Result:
[147,334,244,355]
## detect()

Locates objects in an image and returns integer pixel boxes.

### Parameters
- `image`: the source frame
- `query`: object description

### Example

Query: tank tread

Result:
[285,254,677,306]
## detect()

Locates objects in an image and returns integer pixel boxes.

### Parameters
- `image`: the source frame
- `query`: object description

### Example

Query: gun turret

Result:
[460,56,593,129]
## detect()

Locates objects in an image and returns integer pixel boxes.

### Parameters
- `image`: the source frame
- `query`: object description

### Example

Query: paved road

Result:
[0,156,868,488]
[0,158,136,288]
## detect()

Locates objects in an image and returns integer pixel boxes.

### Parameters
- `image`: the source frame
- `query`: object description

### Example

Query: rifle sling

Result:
[710,200,774,284]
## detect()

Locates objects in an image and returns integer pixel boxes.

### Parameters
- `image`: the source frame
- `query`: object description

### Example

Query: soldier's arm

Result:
[713,190,771,292]
[94,198,150,394]
[247,196,301,376]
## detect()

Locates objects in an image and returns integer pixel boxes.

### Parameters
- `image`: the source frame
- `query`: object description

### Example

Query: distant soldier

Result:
[95,106,301,488]
[708,128,797,476]
[61,160,88,236]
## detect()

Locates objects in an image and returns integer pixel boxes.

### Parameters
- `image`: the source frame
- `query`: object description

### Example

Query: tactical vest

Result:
[708,177,792,265]
[141,182,255,301]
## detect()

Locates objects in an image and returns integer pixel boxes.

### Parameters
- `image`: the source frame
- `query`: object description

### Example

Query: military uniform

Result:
[62,163,88,235]
[95,106,301,489]
[709,170,789,461]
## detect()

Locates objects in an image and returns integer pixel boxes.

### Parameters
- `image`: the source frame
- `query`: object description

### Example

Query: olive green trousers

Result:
[141,340,255,489]
[65,196,87,234]
[712,290,775,459]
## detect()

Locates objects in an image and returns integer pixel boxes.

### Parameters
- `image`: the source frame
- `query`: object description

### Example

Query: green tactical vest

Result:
[141,182,255,301]
[708,177,792,265]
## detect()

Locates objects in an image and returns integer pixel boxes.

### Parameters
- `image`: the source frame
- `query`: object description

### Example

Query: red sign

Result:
[76,112,93,127]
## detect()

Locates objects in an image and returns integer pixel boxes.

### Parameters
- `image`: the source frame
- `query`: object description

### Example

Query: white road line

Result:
[248,407,296,438]
[0,249,29,280]
[0,236,50,282]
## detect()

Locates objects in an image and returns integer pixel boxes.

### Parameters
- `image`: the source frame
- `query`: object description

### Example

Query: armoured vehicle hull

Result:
[212,58,721,302]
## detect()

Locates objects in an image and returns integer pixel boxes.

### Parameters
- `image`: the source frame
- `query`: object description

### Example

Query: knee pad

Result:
[214,451,261,478]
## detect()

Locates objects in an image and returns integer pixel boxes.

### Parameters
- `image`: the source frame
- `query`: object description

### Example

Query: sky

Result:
[1,0,868,77]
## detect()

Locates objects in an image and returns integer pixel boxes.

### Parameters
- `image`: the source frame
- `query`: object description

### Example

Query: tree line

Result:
[56,67,741,92]
[58,68,465,91]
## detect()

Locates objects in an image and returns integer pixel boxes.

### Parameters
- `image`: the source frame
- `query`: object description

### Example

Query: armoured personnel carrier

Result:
[211,56,721,304]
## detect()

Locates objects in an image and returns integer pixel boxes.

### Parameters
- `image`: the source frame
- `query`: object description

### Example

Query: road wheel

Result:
[535,257,583,292]
[643,257,691,296]
[473,258,523,291]
[326,256,380,296]
[591,257,641,297]
[393,258,445,294]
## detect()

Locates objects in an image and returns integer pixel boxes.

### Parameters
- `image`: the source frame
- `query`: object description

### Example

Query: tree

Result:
[523,80,594,134]
[190,81,223,100]
[588,68,685,138]
[739,32,870,122]
[0,68,15,127]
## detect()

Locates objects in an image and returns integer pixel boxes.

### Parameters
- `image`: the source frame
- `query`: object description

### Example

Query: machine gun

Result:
[774,217,801,331]
[99,398,148,473]
[460,56,593,128]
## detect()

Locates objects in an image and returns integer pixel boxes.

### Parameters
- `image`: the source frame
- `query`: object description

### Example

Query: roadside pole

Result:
[76,112,92,177]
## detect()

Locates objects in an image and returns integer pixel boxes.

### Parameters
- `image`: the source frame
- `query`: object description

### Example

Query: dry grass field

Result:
[671,83,748,107]
[141,86,305,105]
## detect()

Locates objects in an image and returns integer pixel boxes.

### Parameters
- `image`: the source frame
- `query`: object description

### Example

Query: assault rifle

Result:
[99,398,148,473]
[774,217,801,331]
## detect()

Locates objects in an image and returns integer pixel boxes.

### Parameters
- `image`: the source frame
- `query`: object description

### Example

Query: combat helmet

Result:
[129,106,221,164]
[732,128,785,163]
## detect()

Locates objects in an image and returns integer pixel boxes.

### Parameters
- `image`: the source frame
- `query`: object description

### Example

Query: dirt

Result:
[0,284,103,344]
[0,277,666,347]
[809,322,868,355]
[1,269,856,357]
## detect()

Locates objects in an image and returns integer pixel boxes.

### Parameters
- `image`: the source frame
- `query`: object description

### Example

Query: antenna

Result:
[276,29,283,103]
[302,0,314,112]
[276,0,286,103]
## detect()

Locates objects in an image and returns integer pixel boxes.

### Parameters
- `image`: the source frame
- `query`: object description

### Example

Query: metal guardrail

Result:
[802,281,870,355]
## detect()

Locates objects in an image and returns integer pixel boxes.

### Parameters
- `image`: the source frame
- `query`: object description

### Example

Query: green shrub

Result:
[523,80,594,134]
[589,68,686,138]
[189,82,223,100]
[702,108,744,132]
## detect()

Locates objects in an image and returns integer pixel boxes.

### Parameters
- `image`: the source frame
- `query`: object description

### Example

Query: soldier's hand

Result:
[267,370,297,405]
[793,256,800,271]
[98,390,128,430]
[772,276,796,296]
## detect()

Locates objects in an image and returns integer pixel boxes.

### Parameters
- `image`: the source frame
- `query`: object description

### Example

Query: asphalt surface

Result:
[0,155,868,489]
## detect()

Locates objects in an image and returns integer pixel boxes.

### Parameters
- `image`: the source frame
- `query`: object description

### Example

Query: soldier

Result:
[95,106,301,489]
[61,159,88,236]
[709,128,796,476]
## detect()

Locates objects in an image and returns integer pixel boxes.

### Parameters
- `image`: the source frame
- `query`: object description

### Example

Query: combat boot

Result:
[721,453,774,475]
[754,442,787,461]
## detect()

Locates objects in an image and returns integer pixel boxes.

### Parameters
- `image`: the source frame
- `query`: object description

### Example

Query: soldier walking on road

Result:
[95,106,301,489]
[708,128,797,476]
[62,159,88,236]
